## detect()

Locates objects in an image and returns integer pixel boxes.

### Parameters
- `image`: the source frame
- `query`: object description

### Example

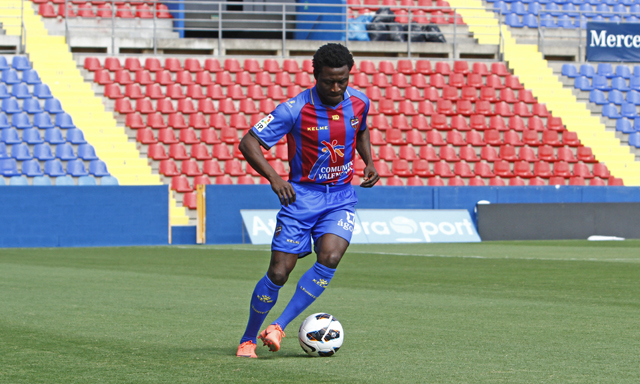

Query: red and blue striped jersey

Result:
[250,86,370,185]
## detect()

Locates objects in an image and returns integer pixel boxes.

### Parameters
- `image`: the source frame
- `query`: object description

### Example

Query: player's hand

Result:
[271,178,296,206]
[360,164,379,188]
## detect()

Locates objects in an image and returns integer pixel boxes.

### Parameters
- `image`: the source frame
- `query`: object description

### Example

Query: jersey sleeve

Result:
[250,102,295,149]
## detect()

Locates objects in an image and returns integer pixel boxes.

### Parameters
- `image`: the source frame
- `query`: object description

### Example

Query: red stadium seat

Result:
[114,98,134,114]
[218,99,237,114]
[505,75,524,90]
[201,160,224,176]
[508,115,525,131]
[392,159,412,176]
[200,129,220,144]
[542,130,562,146]
[491,62,509,76]
[165,84,185,99]
[529,177,546,186]
[448,73,465,88]
[419,145,439,161]
[459,145,479,162]
[493,160,513,177]
[522,130,540,146]
[466,73,483,89]
[518,146,537,162]
[156,98,176,114]
[557,147,577,163]
[533,161,552,178]
[379,144,398,160]
[206,84,225,100]
[433,160,454,177]
[136,128,157,144]
[475,100,493,116]
[375,161,393,177]
[175,70,194,86]
[480,145,499,162]
[263,59,282,73]
[446,130,465,146]
[513,161,533,178]
[532,103,549,117]
[537,145,556,162]
[495,101,514,117]
[499,144,518,161]
[572,162,592,179]
[159,159,180,176]
[427,176,445,186]
[547,117,565,131]
[474,161,494,178]
[171,175,193,192]
[439,145,459,162]
[399,145,418,160]
[178,128,199,144]
[485,74,504,89]
[512,102,531,117]
[391,115,411,130]
[592,163,611,179]
[227,84,246,100]
[360,60,376,74]
[429,73,446,88]
[483,129,502,146]
[503,130,523,146]
[454,161,474,177]
[397,60,414,74]
[184,58,203,72]
[489,177,506,186]
[215,71,234,86]
[204,59,222,73]
[195,71,214,86]
[181,159,203,176]
[125,112,145,129]
[386,86,403,101]
[469,115,487,130]
[94,69,113,85]
[144,84,164,100]
[577,146,596,163]
[448,176,466,186]
[147,143,169,160]
[159,128,179,144]
[413,159,432,177]
[465,129,484,146]
[136,98,155,114]
[410,74,429,89]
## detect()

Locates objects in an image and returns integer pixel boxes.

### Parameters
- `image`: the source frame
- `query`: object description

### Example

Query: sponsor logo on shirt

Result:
[309,140,352,181]
[331,115,340,121]
[254,114,274,132]
[306,126,328,131]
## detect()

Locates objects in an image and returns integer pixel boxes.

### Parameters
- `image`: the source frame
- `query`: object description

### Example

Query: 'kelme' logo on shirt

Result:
[306,126,328,131]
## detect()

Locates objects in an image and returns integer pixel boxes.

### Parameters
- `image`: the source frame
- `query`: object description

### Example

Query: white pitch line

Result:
[173,246,640,263]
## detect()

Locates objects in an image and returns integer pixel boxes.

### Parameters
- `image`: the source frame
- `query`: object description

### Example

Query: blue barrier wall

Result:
[205,185,640,244]
[0,186,168,248]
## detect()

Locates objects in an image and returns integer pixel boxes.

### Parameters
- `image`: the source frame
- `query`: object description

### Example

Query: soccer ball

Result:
[298,313,344,357]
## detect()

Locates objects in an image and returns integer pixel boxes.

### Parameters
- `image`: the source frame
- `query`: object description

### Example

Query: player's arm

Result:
[355,127,379,188]
[239,133,296,206]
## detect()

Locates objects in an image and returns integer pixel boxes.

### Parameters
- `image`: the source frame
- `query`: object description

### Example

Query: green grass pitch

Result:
[1,241,640,383]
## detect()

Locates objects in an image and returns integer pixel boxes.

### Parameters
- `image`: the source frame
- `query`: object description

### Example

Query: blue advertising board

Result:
[240,209,480,244]
[586,22,640,62]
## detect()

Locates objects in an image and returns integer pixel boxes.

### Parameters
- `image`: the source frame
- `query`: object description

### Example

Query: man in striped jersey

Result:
[236,43,379,358]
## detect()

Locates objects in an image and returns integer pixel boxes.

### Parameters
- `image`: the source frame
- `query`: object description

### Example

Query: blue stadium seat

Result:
[89,160,110,176]
[33,83,53,99]
[493,1,509,13]
[592,15,605,22]
[523,13,538,27]
[78,175,97,186]
[597,63,614,78]
[622,0,635,6]
[33,112,55,129]
[626,15,640,23]
[630,4,640,14]
[616,118,634,133]
[21,69,41,85]
[55,143,77,160]
[528,2,541,15]
[66,159,89,177]
[512,1,528,15]
[100,176,119,185]
[44,128,66,144]
[616,65,632,79]
[10,83,31,99]
[9,175,29,186]
[561,3,576,14]
[592,75,611,91]
[630,132,640,147]
[22,98,43,114]
[595,3,609,15]
[574,76,593,91]
[621,102,638,119]
[627,90,640,104]
[0,158,20,176]
[580,64,595,78]
[77,144,99,160]
[11,143,32,161]
[55,113,75,129]
[579,3,594,17]
[540,13,557,27]
[635,118,640,132]
[0,113,10,129]
[557,14,575,28]
[22,127,44,145]
[55,175,75,186]
[0,84,9,99]
[612,3,627,14]
[11,56,31,71]
[12,112,33,129]
[562,64,578,78]
[602,103,621,119]
[574,15,588,29]
[611,77,630,92]
[589,89,607,104]
[44,159,66,177]
[21,159,44,177]
[44,98,64,114]
[0,57,9,70]
[65,128,87,145]
[1,127,21,144]
[33,143,55,161]
[630,76,640,91]
[1,69,21,84]
[608,89,625,105]
[32,175,52,186]
[544,2,561,16]
[610,15,622,23]
[505,13,524,27]
[0,142,8,158]
[1,97,21,114]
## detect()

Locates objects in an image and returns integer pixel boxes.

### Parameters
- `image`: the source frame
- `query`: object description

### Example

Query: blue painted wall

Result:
[205,185,640,244]
[0,186,168,248]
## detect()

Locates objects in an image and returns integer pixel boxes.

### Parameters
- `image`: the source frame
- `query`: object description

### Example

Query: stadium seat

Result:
[22,128,44,145]
[99,176,118,185]
[158,129,178,145]
[1,127,21,145]
[66,159,88,177]
[12,112,33,129]
[11,143,32,161]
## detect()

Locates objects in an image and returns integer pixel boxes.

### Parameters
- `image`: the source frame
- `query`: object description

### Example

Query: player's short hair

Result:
[312,43,354,79]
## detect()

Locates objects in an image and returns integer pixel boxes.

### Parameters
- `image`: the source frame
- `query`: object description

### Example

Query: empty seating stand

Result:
[84,56,614,209]
[0,55,114,186]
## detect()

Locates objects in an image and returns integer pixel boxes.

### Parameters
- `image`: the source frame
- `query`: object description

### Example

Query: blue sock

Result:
[240,274,282,344]
[272,262,336,331]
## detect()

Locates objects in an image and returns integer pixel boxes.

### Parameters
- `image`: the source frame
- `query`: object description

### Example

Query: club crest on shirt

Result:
[350,116,360,129]
[254,114,274,132]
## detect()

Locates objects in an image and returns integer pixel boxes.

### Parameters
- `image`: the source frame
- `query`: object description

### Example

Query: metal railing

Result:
[54,0,503,58]
[0,1,26,54]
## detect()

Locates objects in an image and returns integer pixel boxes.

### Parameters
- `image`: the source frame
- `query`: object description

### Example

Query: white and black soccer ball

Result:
[298,313,344,357]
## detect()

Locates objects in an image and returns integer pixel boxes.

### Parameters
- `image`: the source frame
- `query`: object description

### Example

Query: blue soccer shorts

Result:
[271,182,358,258]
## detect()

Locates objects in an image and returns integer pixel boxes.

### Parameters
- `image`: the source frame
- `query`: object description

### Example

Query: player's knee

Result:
[317,252,343,269]
[267,268,290,286]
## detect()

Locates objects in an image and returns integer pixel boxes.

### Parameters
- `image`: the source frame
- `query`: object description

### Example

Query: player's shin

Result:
[240,274,282,344]
[272,262,336,330]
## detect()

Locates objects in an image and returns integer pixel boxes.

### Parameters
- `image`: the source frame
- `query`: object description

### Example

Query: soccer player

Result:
[236,43,379,358]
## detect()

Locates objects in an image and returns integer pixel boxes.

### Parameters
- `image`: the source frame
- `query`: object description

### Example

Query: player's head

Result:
[312,44,354,106]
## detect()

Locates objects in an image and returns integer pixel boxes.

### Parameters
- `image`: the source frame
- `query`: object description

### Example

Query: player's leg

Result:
[238,251,298,357]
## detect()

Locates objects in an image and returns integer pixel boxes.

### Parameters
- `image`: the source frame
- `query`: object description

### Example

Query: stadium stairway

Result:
[0,0,189,225]
[448,0,640,185]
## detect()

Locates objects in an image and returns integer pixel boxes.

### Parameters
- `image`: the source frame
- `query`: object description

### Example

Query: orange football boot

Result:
[236,340,257,358]
[258,324,286,352]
